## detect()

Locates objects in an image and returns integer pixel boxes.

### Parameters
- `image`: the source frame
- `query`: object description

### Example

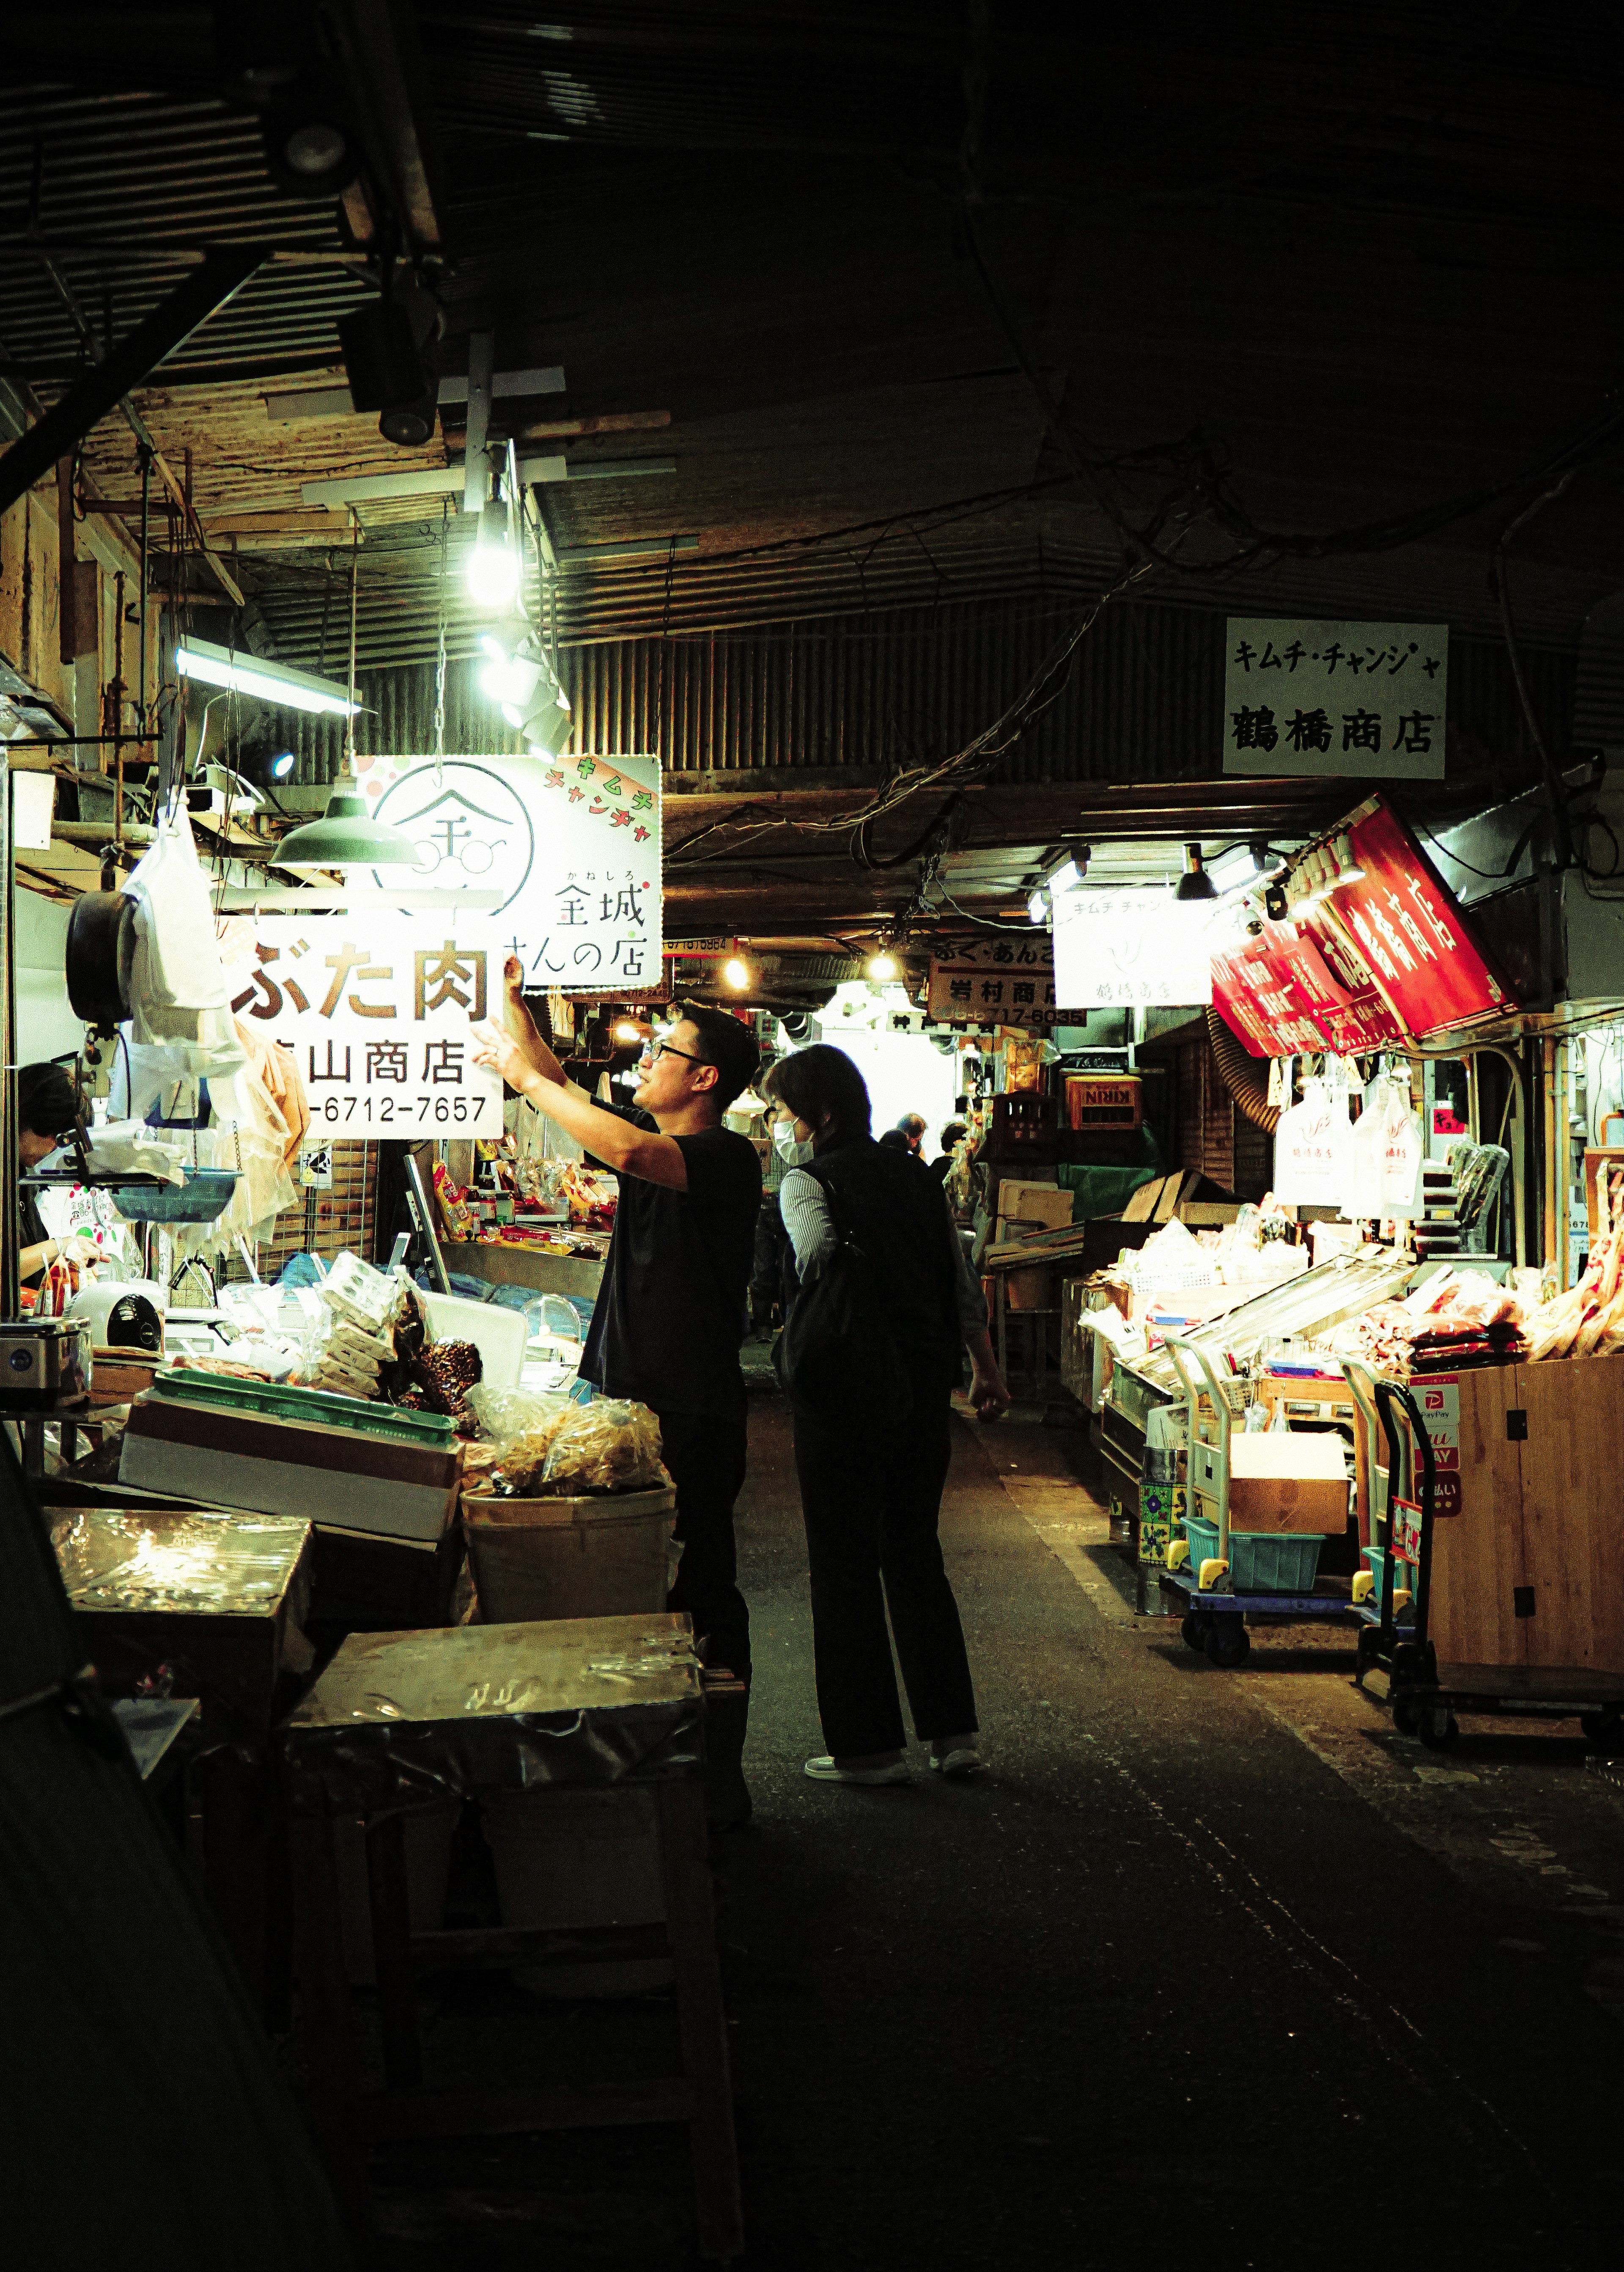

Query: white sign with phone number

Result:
[219,913,502,1137]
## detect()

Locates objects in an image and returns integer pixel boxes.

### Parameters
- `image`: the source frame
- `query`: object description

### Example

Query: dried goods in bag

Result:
[466,1381,666,1496]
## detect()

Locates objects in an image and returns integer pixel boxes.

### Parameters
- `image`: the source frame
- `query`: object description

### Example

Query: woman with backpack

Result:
[762,1044,1010,1787]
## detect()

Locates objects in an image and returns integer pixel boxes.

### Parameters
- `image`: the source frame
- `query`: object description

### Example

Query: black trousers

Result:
[659,1393,751,1686]
[793,1378,977,1757]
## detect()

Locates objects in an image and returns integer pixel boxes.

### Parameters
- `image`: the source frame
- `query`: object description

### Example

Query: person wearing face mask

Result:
[474,970,762,1826]
[761,1043,1010,1789]
[746,1084,794,1341]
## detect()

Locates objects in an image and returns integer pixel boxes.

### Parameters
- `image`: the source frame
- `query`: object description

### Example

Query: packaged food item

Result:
[433,1161,477,1242]
[540,1398,664,1495]
[320,1251,396,1334]
[466,1382,665,1496]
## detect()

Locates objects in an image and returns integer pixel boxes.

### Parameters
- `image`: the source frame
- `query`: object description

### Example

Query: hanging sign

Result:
[1052,890,1215,1009]
[352,750,662,995]
[927,936,1058,1027]
[1210,797,1514,1056]
[1328,797,1510,1035]
[1223,618,1448,780]
[220,914,503,1134]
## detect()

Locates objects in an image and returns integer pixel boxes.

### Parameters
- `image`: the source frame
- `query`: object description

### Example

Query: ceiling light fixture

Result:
[1330,830,1366,887]
[274,757,422,873]
[1174,842,1217,902]
[232,739,298,787]
[866,949,898,982]
[175,638,360,718]
[723,956,751,991]
[466,501,522,612]
[1048,849,1086,895]
[1027,888,1050,926]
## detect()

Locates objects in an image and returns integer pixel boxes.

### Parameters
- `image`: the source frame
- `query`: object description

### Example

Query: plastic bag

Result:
[466,1381,665,1497]
[540,1399,665,1495]
[123,810,244,1069]
[1272,1082,1351,1208]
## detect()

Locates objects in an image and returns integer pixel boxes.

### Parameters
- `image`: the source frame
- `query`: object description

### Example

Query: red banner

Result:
[1211,797,1514,1058]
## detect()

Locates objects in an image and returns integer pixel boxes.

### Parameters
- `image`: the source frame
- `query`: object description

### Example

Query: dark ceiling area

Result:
[2,3,1621,945]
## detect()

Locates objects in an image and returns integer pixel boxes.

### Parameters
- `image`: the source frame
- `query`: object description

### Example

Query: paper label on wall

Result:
[1052,891,1215,1009]
[926,936,1058,1027]
[352,750,662,995]
[1222,618,1448,779]
[220,914,502,1135]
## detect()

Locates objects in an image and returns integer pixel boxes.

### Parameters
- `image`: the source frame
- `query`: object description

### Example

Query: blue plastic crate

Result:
[1185,1511,1322,1594]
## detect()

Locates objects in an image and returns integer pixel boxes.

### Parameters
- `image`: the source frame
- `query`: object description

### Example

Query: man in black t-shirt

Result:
[475,976,761,1822]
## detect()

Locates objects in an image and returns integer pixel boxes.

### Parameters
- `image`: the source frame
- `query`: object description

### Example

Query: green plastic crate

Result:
[150,1368,455,1448]
[1184,1511,1321,1594]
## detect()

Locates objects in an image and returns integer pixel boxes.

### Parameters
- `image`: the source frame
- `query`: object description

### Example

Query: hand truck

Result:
[1158,1333,1361,1669]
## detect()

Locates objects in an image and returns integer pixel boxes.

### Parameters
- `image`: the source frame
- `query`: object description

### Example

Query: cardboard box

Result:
[1193,1432,1348,1535]
[119,1396,463,1543]
[996,1179,1072,1229]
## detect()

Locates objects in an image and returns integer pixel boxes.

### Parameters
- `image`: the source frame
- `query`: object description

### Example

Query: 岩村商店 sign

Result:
[926,937,1057,1026]
[1222,618,1448,780]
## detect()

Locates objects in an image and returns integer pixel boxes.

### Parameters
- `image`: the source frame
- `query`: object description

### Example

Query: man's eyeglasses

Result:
[639,1037,708,1069]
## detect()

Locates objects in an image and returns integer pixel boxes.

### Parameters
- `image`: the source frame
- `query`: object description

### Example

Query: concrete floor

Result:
[370,1384,1624,2268]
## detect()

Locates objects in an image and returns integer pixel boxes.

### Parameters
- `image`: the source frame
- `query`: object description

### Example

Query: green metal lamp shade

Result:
[275,780,421,871]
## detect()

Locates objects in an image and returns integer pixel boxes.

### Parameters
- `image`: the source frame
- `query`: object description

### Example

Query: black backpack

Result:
[772,1167,913,1433]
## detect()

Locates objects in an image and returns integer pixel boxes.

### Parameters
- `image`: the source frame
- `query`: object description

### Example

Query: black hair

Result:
[675,1002,760,1112]
[939,1121,966,1151]
[877,1127,911,1151]
[762,1044,873,1148]
[17,1061,78,1138]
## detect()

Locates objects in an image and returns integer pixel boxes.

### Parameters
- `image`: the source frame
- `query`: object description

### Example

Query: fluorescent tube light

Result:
[174,638,359,717]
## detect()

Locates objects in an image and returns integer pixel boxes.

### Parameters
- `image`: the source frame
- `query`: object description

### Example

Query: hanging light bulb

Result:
[867,948,898,981]
[466,502,521,613]
[723,956,751,991]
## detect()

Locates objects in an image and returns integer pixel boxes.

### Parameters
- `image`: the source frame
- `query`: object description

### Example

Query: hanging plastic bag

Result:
[1345,1076,1423,1219]
[1272,1080,1351,1209]
[123,809,245,1075]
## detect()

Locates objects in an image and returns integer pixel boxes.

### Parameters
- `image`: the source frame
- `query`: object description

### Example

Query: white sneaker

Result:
[928,1742,983,1777]
[804,1753,910,1785]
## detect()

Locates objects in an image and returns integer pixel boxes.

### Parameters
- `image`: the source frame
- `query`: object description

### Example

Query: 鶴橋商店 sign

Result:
[1211,797,1516,1056]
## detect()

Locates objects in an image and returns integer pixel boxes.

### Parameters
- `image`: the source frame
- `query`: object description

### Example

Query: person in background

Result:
[763,1043,1010,1788]
[16,1063,97,1287]
[894,1113,926,1154]
[929,1121,966,1188]
[474,970,762,1826]
[876,1128,913,1154]
[749,1083,791,1341]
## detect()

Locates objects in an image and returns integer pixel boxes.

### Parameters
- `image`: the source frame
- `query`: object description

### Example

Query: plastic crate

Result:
[1185,1511,1322,1594]
[1363,1545,1416,1617]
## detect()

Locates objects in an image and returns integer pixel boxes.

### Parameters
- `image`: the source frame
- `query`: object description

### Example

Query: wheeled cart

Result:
[1352,1373,1624,1751]
[1159,1335,1362,1667]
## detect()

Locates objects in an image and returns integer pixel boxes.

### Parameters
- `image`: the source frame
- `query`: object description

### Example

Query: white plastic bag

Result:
[123,810,243,1069]
[1272,1081,1352,1208]
[1344,1077,1424,1220]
